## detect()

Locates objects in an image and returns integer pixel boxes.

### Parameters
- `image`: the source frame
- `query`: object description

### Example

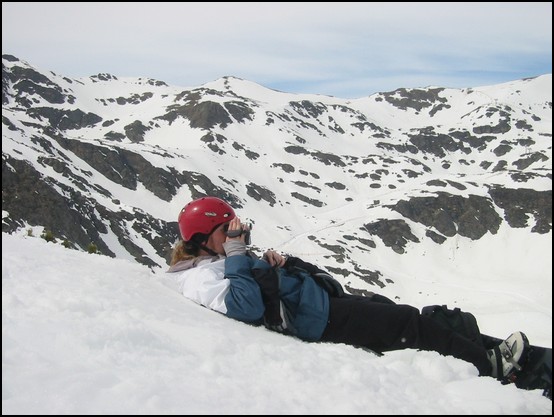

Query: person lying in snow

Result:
[167,196,529,384]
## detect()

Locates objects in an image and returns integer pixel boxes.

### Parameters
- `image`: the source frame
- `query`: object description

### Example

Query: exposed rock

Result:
[158,100,233,128]
[291,192,325,207]
[363,219,420,254]
[124,120,150,143]
[391,193,502,240]
[381,87,447,112]
[26,107,102,130]
[246,183,277,206]
[488,188,551,233]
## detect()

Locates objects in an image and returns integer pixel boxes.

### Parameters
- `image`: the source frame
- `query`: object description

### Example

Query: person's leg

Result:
[320,295,492,376]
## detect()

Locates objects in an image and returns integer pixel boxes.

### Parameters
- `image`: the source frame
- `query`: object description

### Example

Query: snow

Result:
[2,232,551,414]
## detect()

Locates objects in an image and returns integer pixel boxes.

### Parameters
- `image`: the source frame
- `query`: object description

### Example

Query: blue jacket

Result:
[167,254,330,342]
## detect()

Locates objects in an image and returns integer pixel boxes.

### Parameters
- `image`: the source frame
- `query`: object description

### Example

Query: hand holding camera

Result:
[225,217,252,245]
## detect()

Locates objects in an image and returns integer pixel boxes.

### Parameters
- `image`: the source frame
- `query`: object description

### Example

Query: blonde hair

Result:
[170,240,198,266]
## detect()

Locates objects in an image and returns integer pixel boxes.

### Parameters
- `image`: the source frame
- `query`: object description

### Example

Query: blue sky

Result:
[2,2,552,98]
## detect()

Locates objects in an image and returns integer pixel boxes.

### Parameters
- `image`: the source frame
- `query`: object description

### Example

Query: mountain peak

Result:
[2,55,551,307]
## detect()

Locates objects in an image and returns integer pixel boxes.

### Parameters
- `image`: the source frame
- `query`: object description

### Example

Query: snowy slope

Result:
[2,232,551,415]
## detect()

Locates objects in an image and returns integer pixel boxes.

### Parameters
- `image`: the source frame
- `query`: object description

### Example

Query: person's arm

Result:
[219,218,266,322]
[223,254,266,322]
[178,258,264,323]
[178,260,230,314]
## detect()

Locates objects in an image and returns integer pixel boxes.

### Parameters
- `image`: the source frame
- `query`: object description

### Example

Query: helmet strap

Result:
[197,243,219,257]
[188,233,219,257]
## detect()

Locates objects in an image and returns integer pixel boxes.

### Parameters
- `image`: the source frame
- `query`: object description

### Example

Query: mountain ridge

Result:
[2,53,551,298]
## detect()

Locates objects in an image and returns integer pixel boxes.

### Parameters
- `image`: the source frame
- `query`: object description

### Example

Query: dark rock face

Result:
[124,120,150,143]
[380,87,448,112]
[26,108,102,130]
[246,183,277,206]
[3,64,68,106]
[391,193,502,240]
[363,219,420,254]
[2,154,113,256]
[359,188,551,253]
[488,188,551,233]
[158,100,245,129]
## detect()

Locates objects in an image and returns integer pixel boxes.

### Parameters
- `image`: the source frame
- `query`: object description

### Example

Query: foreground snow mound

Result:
[2,233,551,414]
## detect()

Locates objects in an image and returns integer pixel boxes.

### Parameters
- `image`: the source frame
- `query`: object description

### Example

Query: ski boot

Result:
[487,331,530,382]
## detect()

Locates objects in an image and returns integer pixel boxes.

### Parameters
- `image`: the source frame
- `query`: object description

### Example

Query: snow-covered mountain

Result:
[2,54,551,305]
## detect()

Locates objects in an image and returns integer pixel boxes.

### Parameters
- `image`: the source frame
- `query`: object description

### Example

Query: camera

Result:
[225,223,252,245]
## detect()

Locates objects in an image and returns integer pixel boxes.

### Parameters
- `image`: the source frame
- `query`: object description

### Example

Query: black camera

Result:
[225,223,252,245]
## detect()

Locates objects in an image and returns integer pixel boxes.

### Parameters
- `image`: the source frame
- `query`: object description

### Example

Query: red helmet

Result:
[178,196,236,241]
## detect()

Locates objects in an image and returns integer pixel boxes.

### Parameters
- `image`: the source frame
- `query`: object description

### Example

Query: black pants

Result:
[320,294,492,376]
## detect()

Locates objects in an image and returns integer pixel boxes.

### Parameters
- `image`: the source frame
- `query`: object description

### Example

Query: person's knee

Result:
[380,305,422,349]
